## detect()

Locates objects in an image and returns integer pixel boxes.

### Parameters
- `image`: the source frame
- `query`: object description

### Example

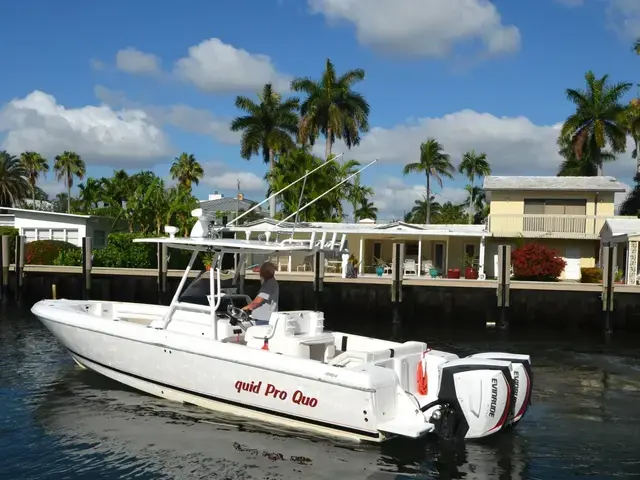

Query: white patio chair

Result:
[403,259,417,275]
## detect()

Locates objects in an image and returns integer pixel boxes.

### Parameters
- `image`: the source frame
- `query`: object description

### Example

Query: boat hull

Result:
[36,313,385,443]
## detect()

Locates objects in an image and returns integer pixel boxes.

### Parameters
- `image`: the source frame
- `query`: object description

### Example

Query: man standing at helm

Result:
[242,261,279,325]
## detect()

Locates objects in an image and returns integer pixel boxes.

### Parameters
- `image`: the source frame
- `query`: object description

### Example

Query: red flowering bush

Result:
[25,240,78,265]
[511,243,566,281]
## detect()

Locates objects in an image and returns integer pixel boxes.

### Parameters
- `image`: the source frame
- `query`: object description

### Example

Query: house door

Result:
[373,242,381,263]
[434,242,445,271]
[564,247,581,280]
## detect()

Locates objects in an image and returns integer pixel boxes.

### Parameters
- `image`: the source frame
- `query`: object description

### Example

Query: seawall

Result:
[13,267,640,333]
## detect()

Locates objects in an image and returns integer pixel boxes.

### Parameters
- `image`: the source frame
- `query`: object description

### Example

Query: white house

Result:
[2,208,117,248]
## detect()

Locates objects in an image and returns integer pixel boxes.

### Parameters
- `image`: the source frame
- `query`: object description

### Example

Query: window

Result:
[93,230,106,248]
[523,199,587,233]
[464,243,476,258]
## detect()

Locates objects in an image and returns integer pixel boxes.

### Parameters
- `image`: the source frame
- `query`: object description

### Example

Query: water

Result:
[2,307,640,479]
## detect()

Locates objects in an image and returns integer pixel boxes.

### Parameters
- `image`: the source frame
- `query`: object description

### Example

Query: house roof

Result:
[227,218,488,237]
[600,217,640,240]
[483,176,627,192]
[2,207,93,219]
[199,197,263,216]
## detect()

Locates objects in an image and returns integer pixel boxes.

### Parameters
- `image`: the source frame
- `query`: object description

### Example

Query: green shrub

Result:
[89,232,203,269]
[93,233,155,268]
[53,247,83,266]
[0,227,19,263]
[25,240,78,265]
[580,267,602,283]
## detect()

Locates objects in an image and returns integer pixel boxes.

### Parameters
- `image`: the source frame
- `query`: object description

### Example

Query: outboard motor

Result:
[424,358,516,440]
[468,352,533,426]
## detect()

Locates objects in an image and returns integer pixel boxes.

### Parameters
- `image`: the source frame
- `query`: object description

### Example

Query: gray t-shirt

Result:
[252,277,279,323]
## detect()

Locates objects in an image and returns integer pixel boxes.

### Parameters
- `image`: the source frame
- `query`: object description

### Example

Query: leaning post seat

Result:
[245,311,335,361]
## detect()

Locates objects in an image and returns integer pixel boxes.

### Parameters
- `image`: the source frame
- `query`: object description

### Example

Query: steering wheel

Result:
[227,304,252,326]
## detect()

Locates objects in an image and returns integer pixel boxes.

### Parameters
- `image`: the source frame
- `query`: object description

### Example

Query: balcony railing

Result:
[487,214,633,237]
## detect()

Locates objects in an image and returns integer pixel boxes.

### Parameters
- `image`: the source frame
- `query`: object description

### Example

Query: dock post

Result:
[601,244,616,335]
[313,251,325,311]
[1,235,10,302]
[496,244,511,329]
[391,243,405,340]
[82,237,92,300]
[157,243,168,304]
[15,235,25,302]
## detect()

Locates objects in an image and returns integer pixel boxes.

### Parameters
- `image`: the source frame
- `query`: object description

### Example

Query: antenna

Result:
[276,159,378,226]
[225,153,344,227]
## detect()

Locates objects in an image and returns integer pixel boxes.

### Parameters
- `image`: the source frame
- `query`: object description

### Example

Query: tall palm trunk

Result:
[426,174,431,225]
[31,180,36,209]
[595,148,603,176]
[468,177,475,224]
[66,172,72,213]
[325,128,332,159]
[268,149,276,218]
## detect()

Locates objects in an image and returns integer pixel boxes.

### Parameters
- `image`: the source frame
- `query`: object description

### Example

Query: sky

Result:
[1,0,640,220]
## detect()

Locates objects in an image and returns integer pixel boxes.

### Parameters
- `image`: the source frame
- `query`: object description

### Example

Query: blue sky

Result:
[1,0,639,218]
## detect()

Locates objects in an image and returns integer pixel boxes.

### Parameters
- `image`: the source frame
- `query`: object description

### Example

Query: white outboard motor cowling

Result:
[425,358,516,440]
[468,352,533,425]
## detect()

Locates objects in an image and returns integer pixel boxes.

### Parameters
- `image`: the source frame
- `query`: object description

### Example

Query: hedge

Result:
[580,267,602,283]
[26,240,78,265]
[49,232,205,270]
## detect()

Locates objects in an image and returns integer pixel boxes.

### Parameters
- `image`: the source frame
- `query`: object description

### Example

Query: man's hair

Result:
[260,261,276,279]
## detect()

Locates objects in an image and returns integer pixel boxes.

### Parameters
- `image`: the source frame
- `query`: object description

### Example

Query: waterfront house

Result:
[2,208,117,248]
[227,218,490,278]
[199,192,265,224]
[484,176,630,280]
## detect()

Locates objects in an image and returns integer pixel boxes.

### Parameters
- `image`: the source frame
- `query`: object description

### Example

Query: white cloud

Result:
[201,161,266,193]
[93,85,240,145]
[320,109,637,179]
[372,177,467,220]
[0,90,171,165]
[174,38,291,93]
[116,47,161,75]
[606,0,640,38]
[308,0,520,58]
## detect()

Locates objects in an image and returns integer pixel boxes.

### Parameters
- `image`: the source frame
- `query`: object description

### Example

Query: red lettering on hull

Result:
[234,380,318,408]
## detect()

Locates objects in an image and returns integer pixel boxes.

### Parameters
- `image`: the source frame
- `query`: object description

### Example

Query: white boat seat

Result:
[247,325,274,339]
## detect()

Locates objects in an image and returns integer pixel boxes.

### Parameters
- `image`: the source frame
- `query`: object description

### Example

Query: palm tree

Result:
[458,150,491,223]
[620,173,640,217]
[402,139,455,224]
[349,173,374,221]
[0,151,30,208]
[561,71,631,176]
[53,151,86,213]
[291,58,370,158]
[433,202,467,224]
[355,199,378,221]
[404,195,441,224]
[556,132,615,176]
[230,83,299,218]
[170,153,204,191]
[19,151,49,209]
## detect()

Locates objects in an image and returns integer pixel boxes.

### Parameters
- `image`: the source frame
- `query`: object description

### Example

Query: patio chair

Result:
[403,259,417,275]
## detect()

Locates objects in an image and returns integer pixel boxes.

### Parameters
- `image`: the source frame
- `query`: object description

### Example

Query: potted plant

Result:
[202,252,214,271]
[374,257,385,276]
[447,267,461,279]
[429,266,439,278]
[464,254,478,280]
[615,268,624,284]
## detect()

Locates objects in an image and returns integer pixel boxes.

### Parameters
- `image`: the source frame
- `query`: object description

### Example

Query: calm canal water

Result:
[2,306,640,479]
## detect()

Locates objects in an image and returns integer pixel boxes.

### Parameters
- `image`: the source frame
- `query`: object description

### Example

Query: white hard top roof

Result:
[133,236,324,254]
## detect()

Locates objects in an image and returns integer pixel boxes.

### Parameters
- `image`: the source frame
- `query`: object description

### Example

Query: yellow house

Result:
[484,175,630,280]
[229,218,490,278]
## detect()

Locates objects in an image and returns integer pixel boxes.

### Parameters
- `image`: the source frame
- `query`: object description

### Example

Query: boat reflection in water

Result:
[34,367,530,479]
